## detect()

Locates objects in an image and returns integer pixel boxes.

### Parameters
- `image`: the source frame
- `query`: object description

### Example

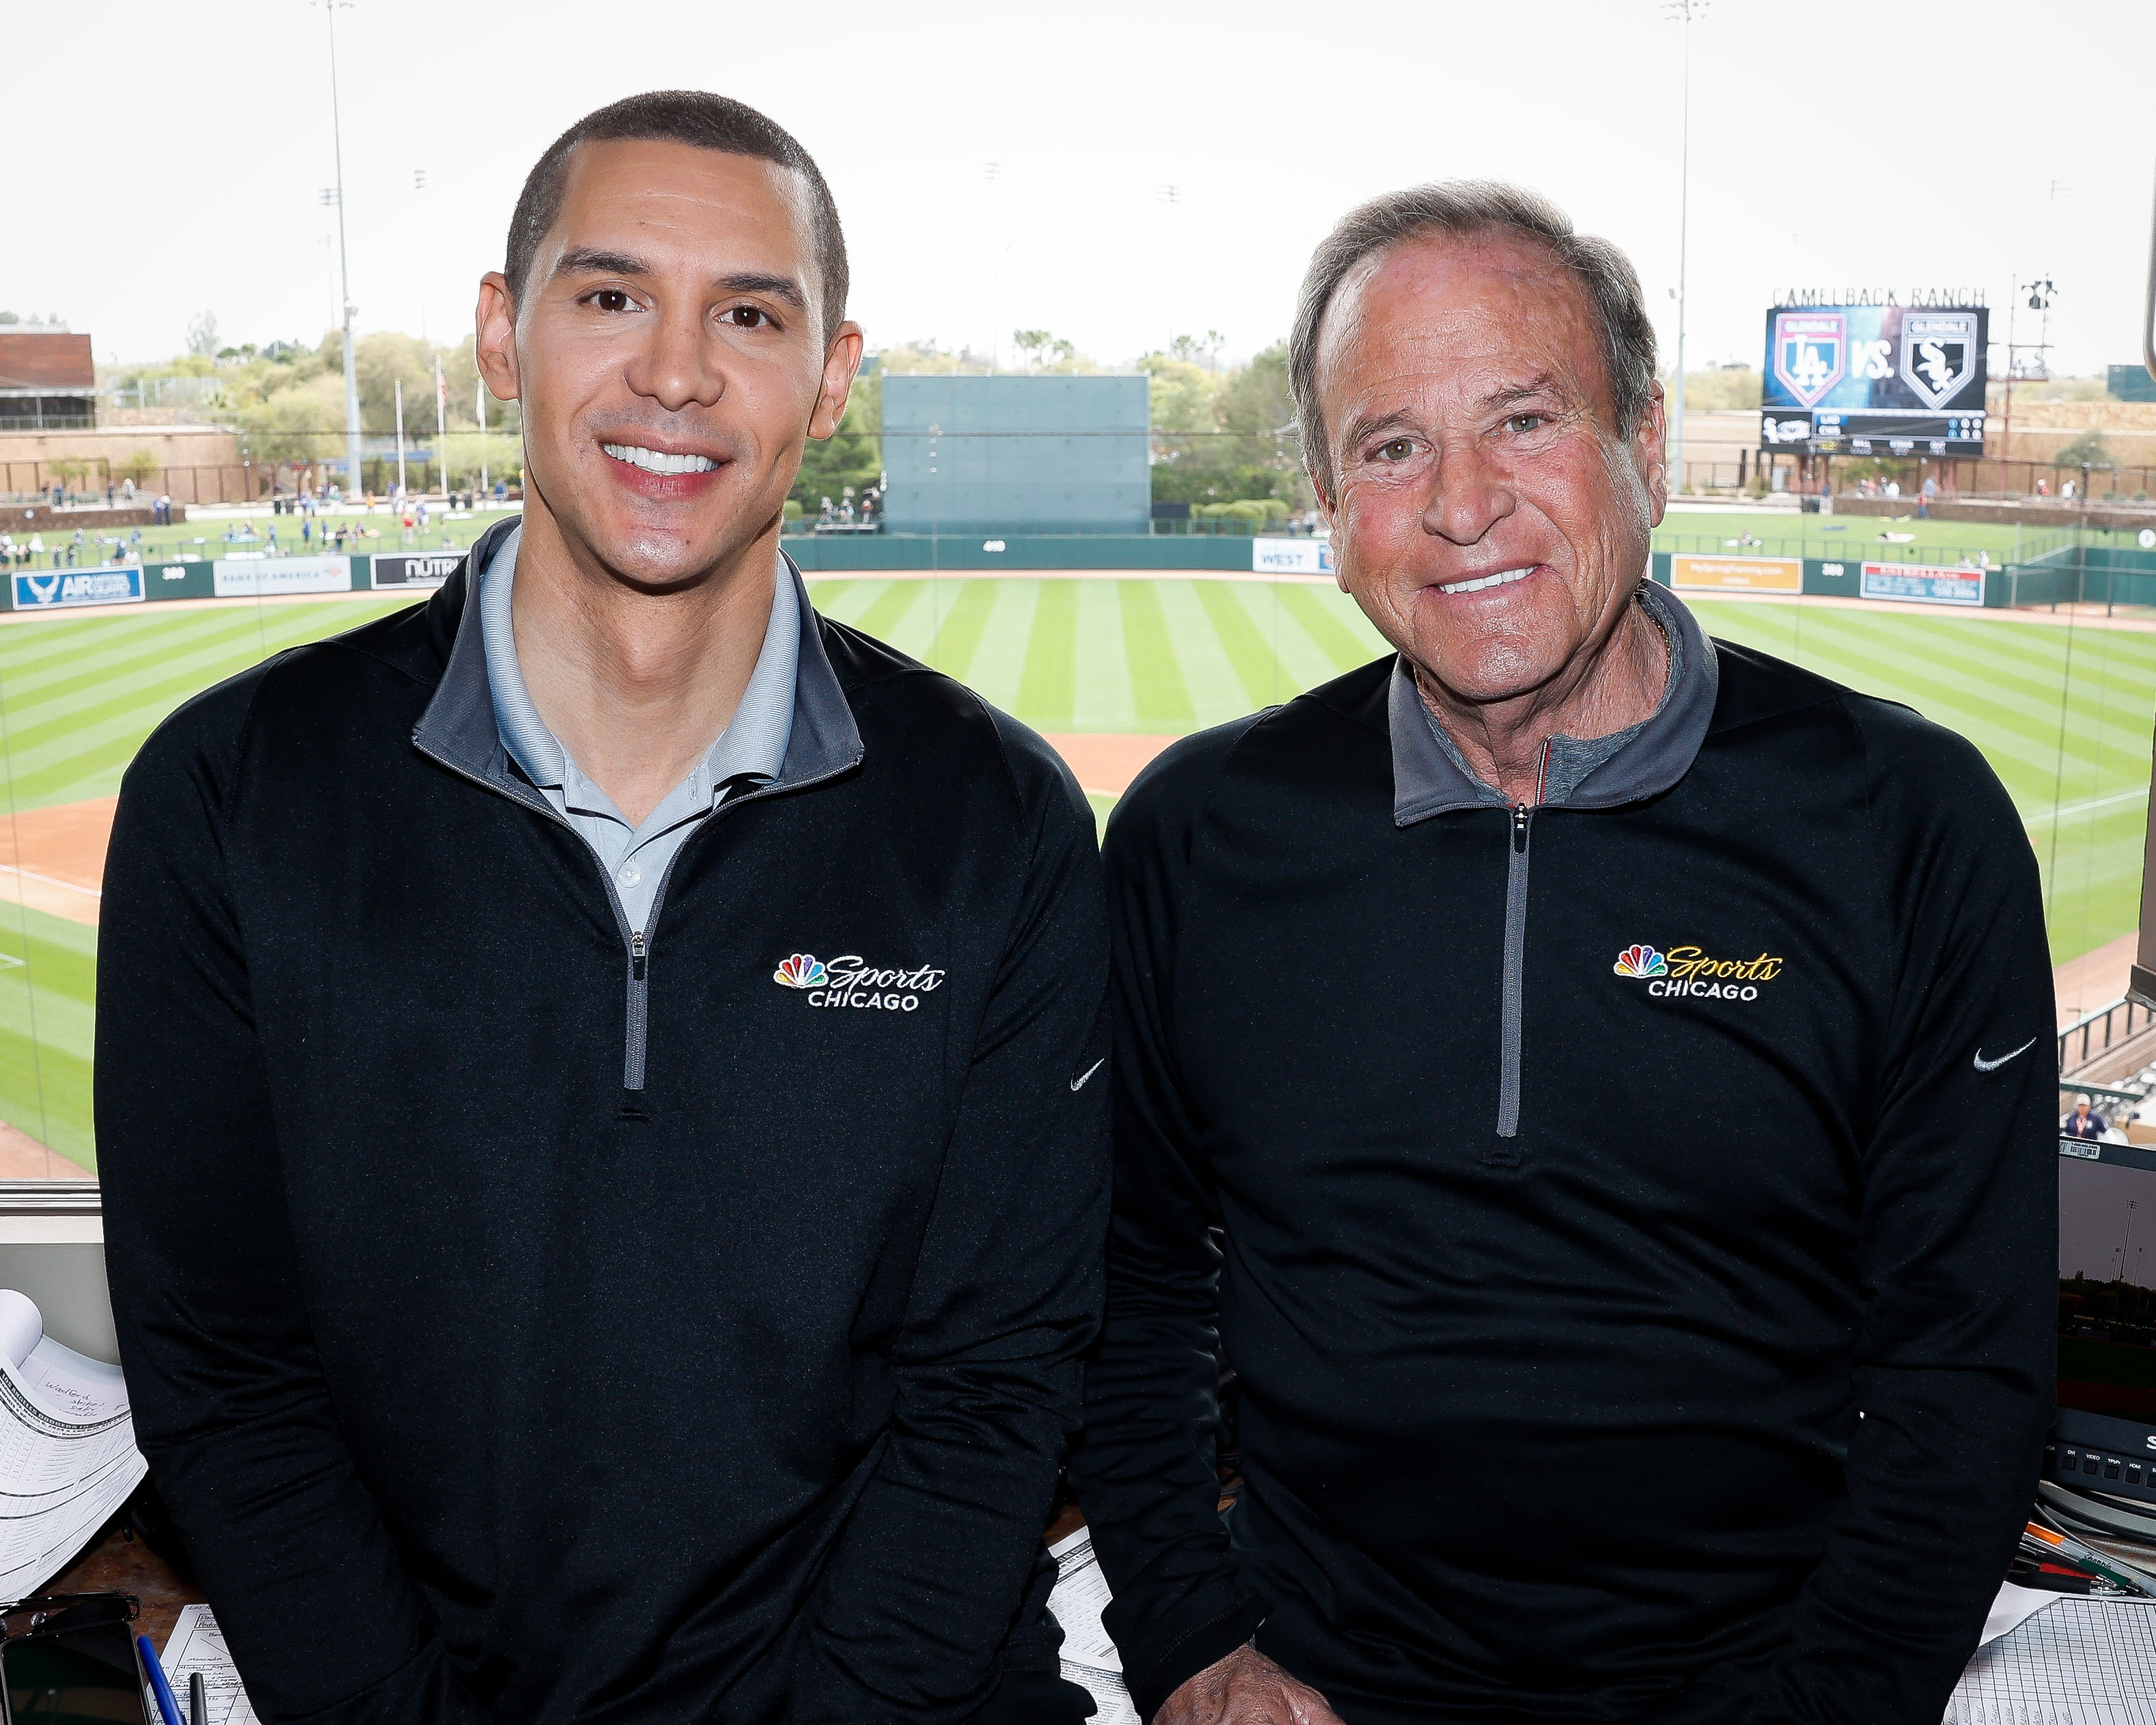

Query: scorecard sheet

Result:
[1949,1597,2156,1724]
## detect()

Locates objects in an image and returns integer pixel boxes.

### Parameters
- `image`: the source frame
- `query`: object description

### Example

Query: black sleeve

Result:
[1743,709,2057,1725]
[785,721,1111,1724]
[1065,730,1271,1724]
[97,683,489,1725]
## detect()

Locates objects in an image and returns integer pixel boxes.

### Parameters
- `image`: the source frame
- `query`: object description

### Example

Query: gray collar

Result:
[1390,579,1718,825]
[478,523,799,797]
[414,524,861,805]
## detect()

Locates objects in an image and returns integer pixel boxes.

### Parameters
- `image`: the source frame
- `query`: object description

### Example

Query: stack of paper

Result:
[0,1287,144,1599]
[1949,1594,2156,1724]
[1048,1526,1141,1725]
[163,1604,258,1725]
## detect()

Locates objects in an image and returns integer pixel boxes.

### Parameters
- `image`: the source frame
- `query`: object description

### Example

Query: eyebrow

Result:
[714,271,807,312]
[551,250,807,313]
[553,247,650,280]
[1483,374,1570,411]
[1340,408,1418,450]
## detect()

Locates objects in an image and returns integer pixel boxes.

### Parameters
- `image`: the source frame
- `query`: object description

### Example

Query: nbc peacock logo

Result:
[1613,944,1668,978]
[773,953,826,989]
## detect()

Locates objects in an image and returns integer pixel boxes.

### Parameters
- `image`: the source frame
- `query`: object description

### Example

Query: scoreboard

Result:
[1760,305,1988,456]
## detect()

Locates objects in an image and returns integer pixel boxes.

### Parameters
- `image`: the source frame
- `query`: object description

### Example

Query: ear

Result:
[1633,377,1668,526]
[809,322,866,441]
[476,273,521,402]
[1309,465,1348,591]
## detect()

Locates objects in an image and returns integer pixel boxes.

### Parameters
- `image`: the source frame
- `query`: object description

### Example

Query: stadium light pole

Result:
[316,0,362,505]
[1663,0,1706,499]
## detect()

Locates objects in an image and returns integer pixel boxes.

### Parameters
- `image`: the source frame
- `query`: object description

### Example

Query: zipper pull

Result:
[631,930,647,981]
[1512,803,1531,854]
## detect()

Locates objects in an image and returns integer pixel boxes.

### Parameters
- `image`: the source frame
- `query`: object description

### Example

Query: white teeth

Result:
[601,443,719,476]
[1438,565,1534,596]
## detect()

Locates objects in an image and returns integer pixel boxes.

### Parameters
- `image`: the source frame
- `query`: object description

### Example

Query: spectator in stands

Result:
[2064,1094,2109,1140]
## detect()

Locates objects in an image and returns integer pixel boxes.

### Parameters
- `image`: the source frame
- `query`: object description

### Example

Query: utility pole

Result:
[434,353,446,497]
[477,373,488,500]
[395,378,407,497]
[317,0,361,505]
[1663,0,1707,497]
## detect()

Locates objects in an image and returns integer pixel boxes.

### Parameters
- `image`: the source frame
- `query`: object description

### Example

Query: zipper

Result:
[416,736,862,1097]
[1495,743,1550,1140]
[624,930,650,1091]
[1496,802,1532,1137]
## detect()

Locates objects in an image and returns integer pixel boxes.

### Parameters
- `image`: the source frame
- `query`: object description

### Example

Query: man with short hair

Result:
[1071,182,2055,1724]
[100,91,1106,1724]
[2064,1094,2108,1140]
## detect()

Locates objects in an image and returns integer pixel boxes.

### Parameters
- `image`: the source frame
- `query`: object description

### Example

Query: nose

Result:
[622,299,724,415]
[1420,435,1517,547]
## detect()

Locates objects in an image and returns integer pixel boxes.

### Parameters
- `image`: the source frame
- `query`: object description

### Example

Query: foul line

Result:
[2025,785,2151,827]
[0,866,98,898]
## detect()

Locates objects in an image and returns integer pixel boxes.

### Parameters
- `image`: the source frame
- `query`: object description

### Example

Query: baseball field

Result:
[0,572,2144,1171]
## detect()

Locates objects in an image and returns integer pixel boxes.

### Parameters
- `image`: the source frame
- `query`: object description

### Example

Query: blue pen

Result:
[137,1633,183,1725]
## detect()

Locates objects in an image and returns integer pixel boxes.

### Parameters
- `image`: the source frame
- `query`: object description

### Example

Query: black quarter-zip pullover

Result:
[1070,598,2056,1725]
[96,525,1110,1724]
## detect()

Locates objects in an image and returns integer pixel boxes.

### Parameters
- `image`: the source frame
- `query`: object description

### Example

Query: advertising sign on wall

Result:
[1252,537,1333,575]
[1860,561,1985,606]
[370,552,461,589]
[1759,303,1988,456]
[1669,555,1803,593]
[212,557,353,598]
[12,566,145,609]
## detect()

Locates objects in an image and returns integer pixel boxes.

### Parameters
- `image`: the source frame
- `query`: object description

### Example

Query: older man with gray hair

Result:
[1068,183,2056,1724]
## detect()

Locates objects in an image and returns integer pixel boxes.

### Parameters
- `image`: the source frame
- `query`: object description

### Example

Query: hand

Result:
[1154,1643,1345,1725]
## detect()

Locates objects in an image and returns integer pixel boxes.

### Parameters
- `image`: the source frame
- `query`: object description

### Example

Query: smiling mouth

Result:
[1437,565,1536,596]
[601,442,720,477]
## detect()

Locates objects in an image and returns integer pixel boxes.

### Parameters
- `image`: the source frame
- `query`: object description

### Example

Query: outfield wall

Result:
[10,539,2153,616]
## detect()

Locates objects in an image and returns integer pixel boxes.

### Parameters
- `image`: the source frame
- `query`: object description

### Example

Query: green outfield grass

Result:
[1655,508,2146,564]
[0,575,2142,1170]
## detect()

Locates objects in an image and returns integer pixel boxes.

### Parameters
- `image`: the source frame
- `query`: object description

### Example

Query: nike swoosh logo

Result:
[1069,1059,1105,1092]
[1973,1036,2040,1073]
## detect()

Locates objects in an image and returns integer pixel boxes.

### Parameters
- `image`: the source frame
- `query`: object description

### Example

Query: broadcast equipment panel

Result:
[2051,1135,2156,1502]
[1759,304,1989,457]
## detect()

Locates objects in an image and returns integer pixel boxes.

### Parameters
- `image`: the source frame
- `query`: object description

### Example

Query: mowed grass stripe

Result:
[926,580,1001,685]
[0,905,100,1169]
[1277,584,1387,676]
[1072,580,1137,736]
[1196,583,1288,712]
[852,580,928,644]
[1018,582,1080,726]
[1118,581,1195,728]
[959,579,1036,713]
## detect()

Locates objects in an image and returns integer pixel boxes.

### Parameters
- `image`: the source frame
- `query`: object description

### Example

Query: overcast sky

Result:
[13,0,2155,381]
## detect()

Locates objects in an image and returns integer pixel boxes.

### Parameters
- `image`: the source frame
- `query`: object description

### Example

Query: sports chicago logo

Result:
[773,953,946,1012]
[1613,943,1783,1003]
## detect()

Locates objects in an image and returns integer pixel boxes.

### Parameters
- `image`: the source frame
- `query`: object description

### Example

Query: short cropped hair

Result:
[1289,181,1657,495]
[506,91,848,345]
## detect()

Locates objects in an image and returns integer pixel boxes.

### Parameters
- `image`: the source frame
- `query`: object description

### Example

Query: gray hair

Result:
[1289,180,1658,497]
